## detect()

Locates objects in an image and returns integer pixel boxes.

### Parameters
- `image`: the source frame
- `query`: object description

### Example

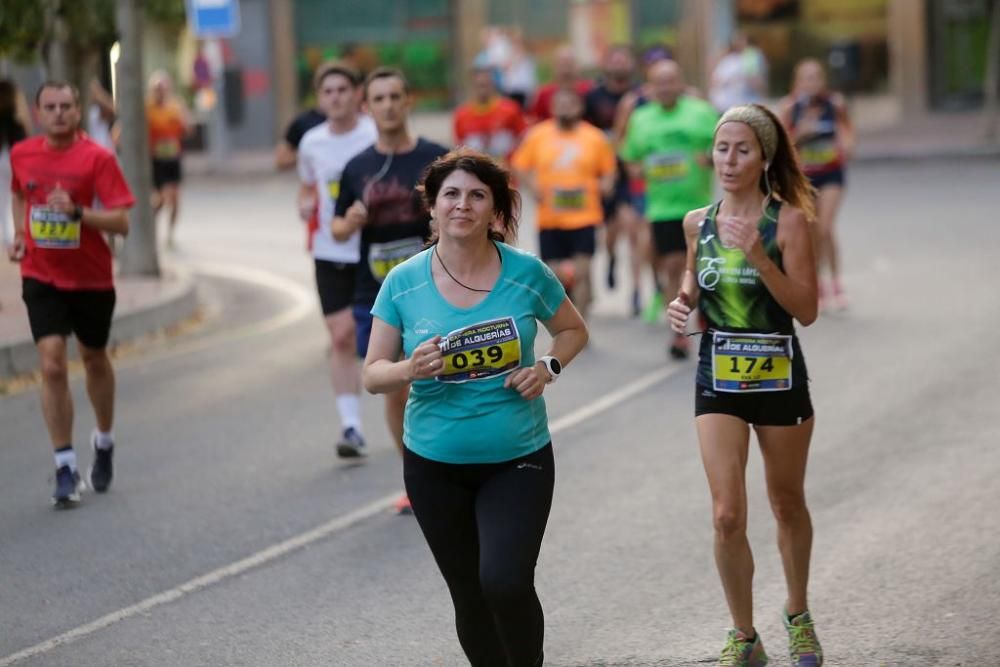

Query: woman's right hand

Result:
[408,336,444,381]
[667,293,691,334]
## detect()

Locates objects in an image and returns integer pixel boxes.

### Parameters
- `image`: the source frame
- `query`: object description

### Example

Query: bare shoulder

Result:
[776,203,809,239]
[776,96,796,119]
[829,92,850,113]
[683,206,711,235]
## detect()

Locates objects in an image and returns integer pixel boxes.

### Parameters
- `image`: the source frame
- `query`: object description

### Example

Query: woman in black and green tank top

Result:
[667,104,825,667]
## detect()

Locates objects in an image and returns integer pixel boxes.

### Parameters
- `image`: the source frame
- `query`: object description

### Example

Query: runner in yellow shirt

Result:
[512,89,616,320]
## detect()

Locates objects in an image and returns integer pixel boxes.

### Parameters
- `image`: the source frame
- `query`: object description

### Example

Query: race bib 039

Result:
[437,317,521,384]
[712,331,793,393]
[369,237,425,283]
[30,206,80,250]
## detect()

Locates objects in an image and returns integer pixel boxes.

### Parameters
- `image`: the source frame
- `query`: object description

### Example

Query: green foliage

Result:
[0,0,187,63]
[145,0,188,32]
[0,0,47,62]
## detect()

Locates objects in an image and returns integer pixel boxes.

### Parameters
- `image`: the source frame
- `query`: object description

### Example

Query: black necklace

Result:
[434,244,500,293]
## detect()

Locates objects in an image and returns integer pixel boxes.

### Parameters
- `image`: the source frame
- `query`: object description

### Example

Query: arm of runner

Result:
[81,207,129,235]
[363,319,443,394]
[274,140,296,170]
[504,297,588,400]
[47,183,129,236]
[734,205,818,326]
[776,96,796,136]
[296,183,317,222]
[331,201,367,241]
[619,110,645,181]
[668,208,707,333]
[597,137,617,197]
[8,191,26,261]
[833,93,856,161]
[611,92,637,147]
[331,167,366,240]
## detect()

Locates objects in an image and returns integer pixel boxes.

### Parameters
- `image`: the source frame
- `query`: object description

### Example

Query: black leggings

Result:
[404,444,554,667]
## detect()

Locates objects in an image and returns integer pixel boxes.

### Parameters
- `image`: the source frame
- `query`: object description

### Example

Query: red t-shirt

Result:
[453,97,527,161]
[11,135,135,290]
[529,80,594,122]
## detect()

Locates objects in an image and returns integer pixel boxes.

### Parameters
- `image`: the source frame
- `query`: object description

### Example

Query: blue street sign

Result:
[187,0,241,38]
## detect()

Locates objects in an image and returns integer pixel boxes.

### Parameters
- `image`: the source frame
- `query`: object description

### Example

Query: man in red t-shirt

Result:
[9,81,135,508]
[453,66,527,164]
[528,45,593,123]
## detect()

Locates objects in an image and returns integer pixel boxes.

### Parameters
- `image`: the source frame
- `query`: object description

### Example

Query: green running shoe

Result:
[642,291,664,324]
[783,610,823,666]
[719,628,768,667]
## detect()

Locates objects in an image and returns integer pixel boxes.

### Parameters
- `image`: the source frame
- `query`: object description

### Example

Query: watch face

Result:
[549,357,562,375]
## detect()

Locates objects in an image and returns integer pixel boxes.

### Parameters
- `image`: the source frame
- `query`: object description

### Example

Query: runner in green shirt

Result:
[622,60,718,359]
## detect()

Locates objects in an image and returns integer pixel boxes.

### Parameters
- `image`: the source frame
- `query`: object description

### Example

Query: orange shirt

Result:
[453,97,526,162]
[511,120,616,230]
[146,101,186,160]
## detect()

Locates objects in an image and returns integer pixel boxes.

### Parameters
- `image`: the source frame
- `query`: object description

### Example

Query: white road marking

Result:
[0,363,683,666]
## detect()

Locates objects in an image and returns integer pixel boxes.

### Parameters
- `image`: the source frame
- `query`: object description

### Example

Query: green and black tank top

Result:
[695,200,808,387]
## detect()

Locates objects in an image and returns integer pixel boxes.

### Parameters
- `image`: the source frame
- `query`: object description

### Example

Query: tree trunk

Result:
[116,0,159,277]
[44,0,69,80]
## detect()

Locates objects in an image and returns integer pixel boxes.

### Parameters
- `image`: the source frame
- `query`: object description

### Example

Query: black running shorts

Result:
[651,219,687,256]
[22,278,116,348]
[695,383,814,426]
[314,259,356,316]
[151,158,182,189]
[538,226,598,262]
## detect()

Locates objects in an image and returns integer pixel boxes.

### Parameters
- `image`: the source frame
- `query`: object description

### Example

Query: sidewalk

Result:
[0,261,198,380]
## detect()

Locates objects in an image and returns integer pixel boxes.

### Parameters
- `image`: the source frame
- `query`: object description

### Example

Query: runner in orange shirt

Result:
[453,65,527,164]
[146,71,189,248]
[512,88,616,320]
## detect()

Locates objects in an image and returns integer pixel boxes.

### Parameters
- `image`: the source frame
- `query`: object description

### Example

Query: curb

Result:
[0,267,199,380]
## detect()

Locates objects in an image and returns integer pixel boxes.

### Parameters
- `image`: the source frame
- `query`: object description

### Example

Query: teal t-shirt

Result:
[621,96,719,222]
[371,242,567,464]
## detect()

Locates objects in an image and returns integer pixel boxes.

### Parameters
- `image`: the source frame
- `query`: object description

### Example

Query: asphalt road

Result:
[1,158,998,666]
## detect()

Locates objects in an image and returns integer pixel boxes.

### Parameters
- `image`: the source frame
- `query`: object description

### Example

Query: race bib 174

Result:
[30,206,80,249]
[436,317,521,383]
[712,331,793,393]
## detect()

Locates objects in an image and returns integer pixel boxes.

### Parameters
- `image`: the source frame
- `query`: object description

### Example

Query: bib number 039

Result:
[712,331,793,393]
[450,345,505,370]
[437,317,521,384]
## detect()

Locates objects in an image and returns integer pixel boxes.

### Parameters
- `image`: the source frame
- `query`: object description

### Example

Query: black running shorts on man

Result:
[22,278,116,348]
[152,158,182,189]
[314,259,356,316]
[539,226,598,262]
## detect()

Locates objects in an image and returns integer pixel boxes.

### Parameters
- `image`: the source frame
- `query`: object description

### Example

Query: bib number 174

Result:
[712,332,793,393]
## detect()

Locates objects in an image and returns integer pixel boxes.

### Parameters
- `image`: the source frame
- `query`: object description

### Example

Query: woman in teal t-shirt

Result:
[364,148,588,667]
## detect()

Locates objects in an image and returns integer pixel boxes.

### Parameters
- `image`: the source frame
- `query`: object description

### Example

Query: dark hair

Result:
[418,147,521,244]
[35,80,80,106]
[752,104,817,221]
[363,66,409,100]
[0,79,27,150]
[313,59,362,90]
